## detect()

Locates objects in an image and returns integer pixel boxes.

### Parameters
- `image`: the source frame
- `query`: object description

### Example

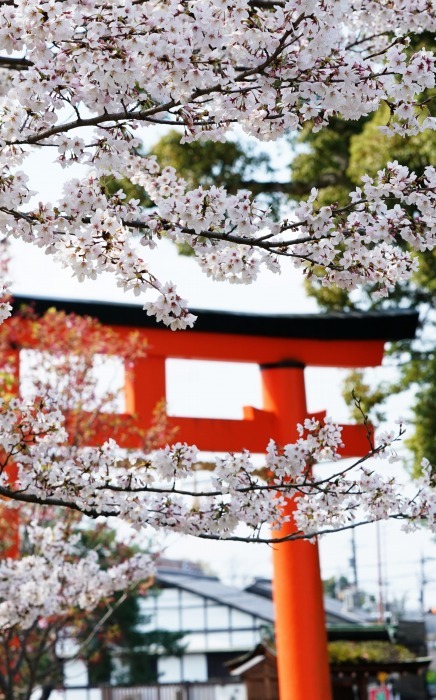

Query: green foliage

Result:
[151,130,272,192]
[347,107,436,185]
[323,575,351,599]
[342,372,390,426]
[102,173,152,208]
[403,351,436,478]
[150,131,288,225]
[427,669,436,684]
[301,270,359,311]
[290,117,370,208]
[288,35,436,476]
[257,629,414,665]
[153,131,274,253]
[78,524,185,686]
[328,641,414,665]
[104,130,274,210]
[297,107,436,476]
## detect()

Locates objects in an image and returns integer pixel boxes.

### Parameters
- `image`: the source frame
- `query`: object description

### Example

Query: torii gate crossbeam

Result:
[8,296,418,700]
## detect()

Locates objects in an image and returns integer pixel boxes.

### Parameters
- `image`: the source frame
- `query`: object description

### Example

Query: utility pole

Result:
[350,529,359,608]
[376,521,384,623]
[420,554,436,616]
[420,553,425,616]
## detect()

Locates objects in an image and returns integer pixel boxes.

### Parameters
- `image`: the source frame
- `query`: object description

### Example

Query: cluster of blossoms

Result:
[0,151,435,326]
[0,397,433,544]
[0,0,434,325]
[0,0,435,632]
[0,520,154,631]
[293,460,435,535]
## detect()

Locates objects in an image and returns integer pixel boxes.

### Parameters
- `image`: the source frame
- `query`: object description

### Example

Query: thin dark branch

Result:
[197,514,409,544]
[234,26,296,82]
[10,102,177,146]
[345,31,392,51]
[0,56,33,70]
[248,0,285,6]
[0,483,110,518]
[10,623,38,683]
[71,586,148,658]
[0,477,425,543]
[22,624,53,700]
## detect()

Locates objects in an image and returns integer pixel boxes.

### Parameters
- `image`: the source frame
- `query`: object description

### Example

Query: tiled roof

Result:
[156,569,368,625]
[156,569,275,623]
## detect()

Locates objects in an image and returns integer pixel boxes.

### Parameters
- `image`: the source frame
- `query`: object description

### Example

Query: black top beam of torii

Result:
[11,295,419,342]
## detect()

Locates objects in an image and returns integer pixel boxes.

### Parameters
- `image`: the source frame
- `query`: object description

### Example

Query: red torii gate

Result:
[5,296,418,700]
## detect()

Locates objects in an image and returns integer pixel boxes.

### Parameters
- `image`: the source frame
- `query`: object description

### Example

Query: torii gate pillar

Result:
[261,361,331,700]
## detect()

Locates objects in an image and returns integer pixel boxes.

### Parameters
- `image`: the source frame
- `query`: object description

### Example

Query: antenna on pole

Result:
[376,521,384,623]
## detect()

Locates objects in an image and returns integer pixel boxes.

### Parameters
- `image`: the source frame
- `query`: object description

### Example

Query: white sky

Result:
[8,127,436,615]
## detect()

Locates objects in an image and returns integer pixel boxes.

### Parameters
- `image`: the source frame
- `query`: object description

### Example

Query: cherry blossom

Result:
[0,0,435,635]
[0,519,154,631]
[0,396,433,544]
[0,0,434,326]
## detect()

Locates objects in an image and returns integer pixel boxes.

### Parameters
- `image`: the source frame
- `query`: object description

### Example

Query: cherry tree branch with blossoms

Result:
[0,511,156,698]
[0,519,154,632]
[0,0,434,327]
[0,396,433,544]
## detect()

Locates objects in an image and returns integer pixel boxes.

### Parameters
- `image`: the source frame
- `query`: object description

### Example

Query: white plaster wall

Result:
[157,655,183,682]
[182,653,208,682]
[63,659,89,688]
[215,684,247,700]
[157,653,208,683]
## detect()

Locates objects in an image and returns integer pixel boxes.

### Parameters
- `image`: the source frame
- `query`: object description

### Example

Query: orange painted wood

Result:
[80,409,372,459]
[0,351,20,559]
[340,423,374,457]
[1,462,19,559]
[73,410,278,453]
[126,356,166,420]
[3,317,386,368]
[166,411,277,452]
[112,325,385,368]
[261,364,332,700]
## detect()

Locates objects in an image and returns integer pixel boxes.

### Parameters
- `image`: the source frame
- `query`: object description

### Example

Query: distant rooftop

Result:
[245,577,368,626]
[156,557,207,576]
[155,567,369,626]
[156,568,275,624]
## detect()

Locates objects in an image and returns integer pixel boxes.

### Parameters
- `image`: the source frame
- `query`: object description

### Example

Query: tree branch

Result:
[0,56,33,70]
[196,514,409,544]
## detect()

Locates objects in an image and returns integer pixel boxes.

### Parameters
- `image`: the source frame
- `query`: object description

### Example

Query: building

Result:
[140,561,368,684]
[227,642,431,700]
[58,560,430,700]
